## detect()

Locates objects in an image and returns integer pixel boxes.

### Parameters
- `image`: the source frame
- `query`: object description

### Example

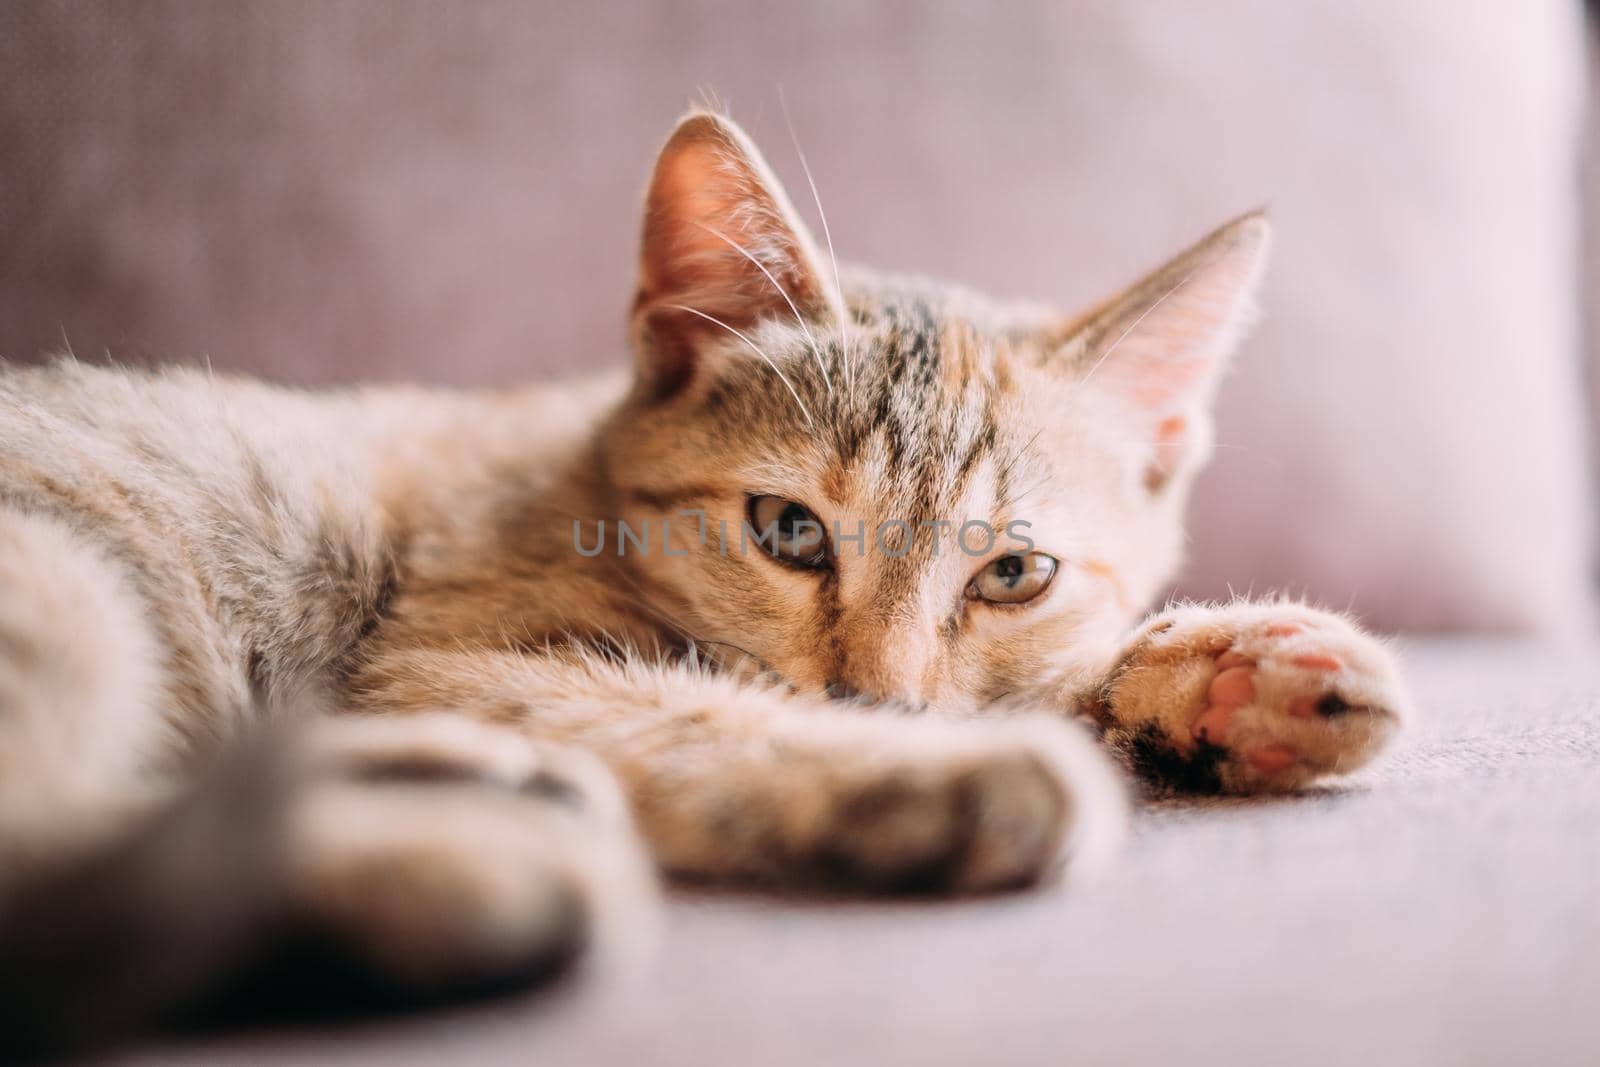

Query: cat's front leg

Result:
[279,712,656,995]
[624,703,1126,894]
[1091,601,1410,793]
[350,650,1126,893]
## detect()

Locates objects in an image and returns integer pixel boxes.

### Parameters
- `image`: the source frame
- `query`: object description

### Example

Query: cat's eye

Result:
[747,495,830,569]
[968,552,1058,605]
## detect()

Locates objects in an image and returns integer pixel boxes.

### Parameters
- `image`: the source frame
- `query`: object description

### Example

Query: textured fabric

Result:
[0,1,1593,634]
[103,639,1600,1066]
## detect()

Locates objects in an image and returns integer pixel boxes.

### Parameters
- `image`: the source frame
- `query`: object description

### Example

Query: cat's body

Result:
[0,112,1408,1054]
[0,363,596,803]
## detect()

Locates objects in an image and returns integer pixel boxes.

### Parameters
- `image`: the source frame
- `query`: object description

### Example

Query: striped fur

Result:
[0,110,1407,1052]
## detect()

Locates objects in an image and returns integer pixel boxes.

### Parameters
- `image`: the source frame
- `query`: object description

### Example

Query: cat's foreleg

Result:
[0,508,640,1048]
[270,712,657,992]
[348,648,1126,892]
[0,709,649,1057]
[1086,600,1410,793]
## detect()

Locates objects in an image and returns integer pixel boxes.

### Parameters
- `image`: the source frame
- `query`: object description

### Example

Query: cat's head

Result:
[598,110,1268,710]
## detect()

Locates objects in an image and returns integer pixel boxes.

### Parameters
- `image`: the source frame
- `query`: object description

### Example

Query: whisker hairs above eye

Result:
[690,221,834,401]
[1006,472,1054,512]
[778,89,854,396]
[995,427,1047,510]
[666,304,815,429]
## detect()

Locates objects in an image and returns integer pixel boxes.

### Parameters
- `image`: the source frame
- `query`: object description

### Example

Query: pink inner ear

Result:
[1079,215,1269,419]
[1127,357,1210,410]
[647,143,758,299]
[639,121,825,327]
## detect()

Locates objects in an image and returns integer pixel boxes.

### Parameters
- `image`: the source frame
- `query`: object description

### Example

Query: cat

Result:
[0,109,1408,1052]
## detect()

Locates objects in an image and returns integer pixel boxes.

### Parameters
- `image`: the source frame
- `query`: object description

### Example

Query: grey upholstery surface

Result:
[104,639,1600,1067]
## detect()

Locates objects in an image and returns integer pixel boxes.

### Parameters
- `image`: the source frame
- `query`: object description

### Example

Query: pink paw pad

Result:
[1191,653,1255,745]
[1190,632,1355,759]
[1215,650,1253,671]
[1207,666,1255,706]
[1145,614,1398,790]
[1191,704,1235,744]
[1247,744,1298,774]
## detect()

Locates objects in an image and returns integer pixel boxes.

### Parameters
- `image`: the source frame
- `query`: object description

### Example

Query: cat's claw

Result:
[1105,604,1410,793]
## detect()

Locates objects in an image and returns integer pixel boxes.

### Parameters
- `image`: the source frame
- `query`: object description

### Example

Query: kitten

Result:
[0,110,1408,1051]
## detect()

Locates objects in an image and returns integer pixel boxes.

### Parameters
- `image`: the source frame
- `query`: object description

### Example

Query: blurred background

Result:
[1,0,1595,636]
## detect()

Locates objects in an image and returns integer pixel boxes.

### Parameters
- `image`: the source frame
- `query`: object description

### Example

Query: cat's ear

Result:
[631,110,839,401]
[1062,212,1270,492]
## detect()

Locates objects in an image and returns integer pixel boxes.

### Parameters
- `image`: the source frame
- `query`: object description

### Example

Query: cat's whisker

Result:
[666,304,815,429]
[690,221,834,401]
[1007,477,1050,511]
[581,532,774,678]
[1079,262,1205,385]
[593,558,721,654]
[688,638,772,677]
[490,500,724,661]
[996,427,1047,511]
[778,90,854,394]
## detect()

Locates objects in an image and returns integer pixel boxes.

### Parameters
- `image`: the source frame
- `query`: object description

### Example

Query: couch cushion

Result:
[0,1,1592,634]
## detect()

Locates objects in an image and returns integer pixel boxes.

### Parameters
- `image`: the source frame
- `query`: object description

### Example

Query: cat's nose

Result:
[824,680,865,702]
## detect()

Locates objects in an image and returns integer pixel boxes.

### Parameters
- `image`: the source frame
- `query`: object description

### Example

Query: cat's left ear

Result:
[631,109,841,402]
[1061,212,1270,492]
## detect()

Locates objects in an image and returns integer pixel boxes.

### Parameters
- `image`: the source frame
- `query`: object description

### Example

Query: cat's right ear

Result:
[1056,212,1270,493]
[630,110,839,403]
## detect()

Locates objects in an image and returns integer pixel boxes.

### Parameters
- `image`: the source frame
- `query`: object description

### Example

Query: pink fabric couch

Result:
[6,12,1600,1067]
[1,1,1593,635]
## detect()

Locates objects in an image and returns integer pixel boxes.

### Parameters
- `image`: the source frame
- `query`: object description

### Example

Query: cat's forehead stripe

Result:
[700,286,1037,534]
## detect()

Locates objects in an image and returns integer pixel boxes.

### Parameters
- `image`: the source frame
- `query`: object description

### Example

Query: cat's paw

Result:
[1101,602,1409,793]
[799,715,1126,894]
[278,714,657,1003]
